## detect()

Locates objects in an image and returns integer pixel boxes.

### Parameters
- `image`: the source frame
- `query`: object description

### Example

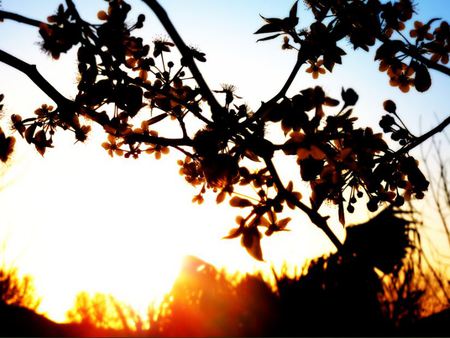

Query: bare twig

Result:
[0,10,43,27]
[263,156,343,250]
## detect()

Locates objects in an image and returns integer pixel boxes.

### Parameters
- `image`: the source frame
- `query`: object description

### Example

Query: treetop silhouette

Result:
[0,0,448,260]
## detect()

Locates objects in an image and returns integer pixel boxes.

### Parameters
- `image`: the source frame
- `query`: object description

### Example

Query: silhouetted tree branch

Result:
[0,10,42,28]
[376,33,450,77]
[141,0,222,119]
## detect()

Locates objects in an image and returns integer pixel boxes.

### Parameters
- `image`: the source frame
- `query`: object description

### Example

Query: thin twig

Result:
[0,10,43,27]
[263,156,343,250]
[140,0,223,117]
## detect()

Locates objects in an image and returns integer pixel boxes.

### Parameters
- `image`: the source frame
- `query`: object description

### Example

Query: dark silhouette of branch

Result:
[377,34,450,77]
[272,53,306,102]
[0,10,43,28]
[263,156,343,250]
[140,0,223,117]
[246,52,307,127]
[390,115,450,160]
[405,116,450,153]
[0,49,192,148]
[0,49,72,108]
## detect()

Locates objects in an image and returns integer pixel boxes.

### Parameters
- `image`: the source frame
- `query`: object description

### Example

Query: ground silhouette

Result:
[1,208,448,336]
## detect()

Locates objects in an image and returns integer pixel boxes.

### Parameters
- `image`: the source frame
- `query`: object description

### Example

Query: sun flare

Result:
[0,133,338,323]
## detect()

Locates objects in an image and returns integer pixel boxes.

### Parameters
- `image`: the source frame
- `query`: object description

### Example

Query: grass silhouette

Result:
[1,207,449,336]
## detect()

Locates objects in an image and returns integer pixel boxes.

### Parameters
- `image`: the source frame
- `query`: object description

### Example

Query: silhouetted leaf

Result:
[244,149,261,162]
[277,217,291,229]
[216,190,226,204]
[254,16,284,34]
[414,63,431,92]
[230,196,253,208]
[147,113,168,126]
[256,33,282,42]
[117,85,143,117]
[33,130,49,156]
[259,216,271,227]
[24,124,37,144]
[289,1,298,20]
[241,227,263,261]
[223,227,242,239]
[0,128,15,162]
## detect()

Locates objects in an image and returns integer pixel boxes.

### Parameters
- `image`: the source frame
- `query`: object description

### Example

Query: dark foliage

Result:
[2,207,448,336]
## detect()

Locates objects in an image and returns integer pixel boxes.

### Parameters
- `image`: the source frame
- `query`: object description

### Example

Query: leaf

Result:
[223,227,242,239]
[147,113,168,126]
[325,97,340,107]
[216,190,226,204]
[229,196,253,208]
[414,63,431,92]
[254,16,284,34]
[277,217,291,229]
[254,23,280,35]
[259,216,271,227]
[289,1,298,20]
[244,149,261,162]
[33,130,48,157]
[241,227,264,261]
[260,15,283,25]
[24,123,37,144]
[256,33,282,42]
[0,130,15,163]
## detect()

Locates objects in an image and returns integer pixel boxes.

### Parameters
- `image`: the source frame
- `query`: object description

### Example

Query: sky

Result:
[0,0,449,323]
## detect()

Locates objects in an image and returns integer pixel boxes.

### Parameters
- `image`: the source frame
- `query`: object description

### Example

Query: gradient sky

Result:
[0,0,449,322]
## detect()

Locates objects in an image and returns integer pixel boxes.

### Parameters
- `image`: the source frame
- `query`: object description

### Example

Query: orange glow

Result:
[0,134,343,323]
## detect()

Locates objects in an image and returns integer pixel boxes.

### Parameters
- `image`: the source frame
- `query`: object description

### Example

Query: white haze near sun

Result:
[0,0,449,322]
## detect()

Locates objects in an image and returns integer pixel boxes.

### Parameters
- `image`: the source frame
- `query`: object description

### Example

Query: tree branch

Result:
[140,0,223,117]
[381,115,450,163]
[125,133,191,147]
[404,115,450,154]
[0,49,192,147]
[263,156,343,250]
[0,10,43,27]
[377,34,450,77]
[272,52,307,102]
[0,49,72,107]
